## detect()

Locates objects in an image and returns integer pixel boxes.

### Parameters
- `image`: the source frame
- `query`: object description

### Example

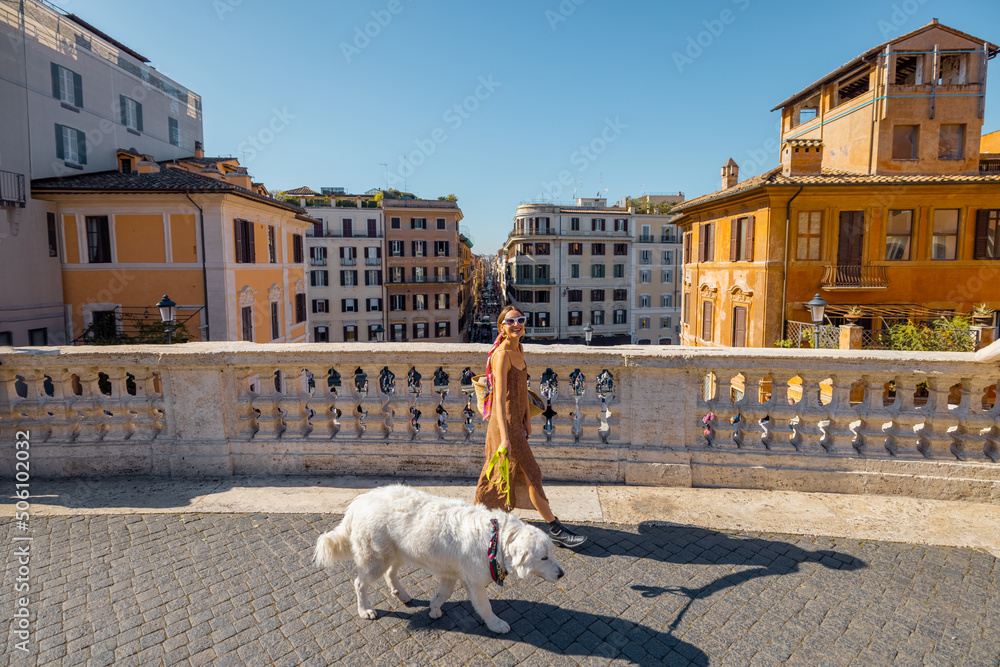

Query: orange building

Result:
[32,148,314,343]
[674,21,1000,347]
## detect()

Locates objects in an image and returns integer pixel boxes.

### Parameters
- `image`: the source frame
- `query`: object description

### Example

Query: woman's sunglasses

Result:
[503,316,527,325]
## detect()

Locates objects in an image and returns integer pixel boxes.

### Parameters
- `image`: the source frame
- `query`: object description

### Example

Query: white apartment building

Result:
[0,0,203,346]
[630,193,684,345]
[301,190,385,342]
[504,198,634,343]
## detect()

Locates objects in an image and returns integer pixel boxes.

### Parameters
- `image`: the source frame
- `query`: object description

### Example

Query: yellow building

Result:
[32,147,315,343]
[674,21,1000,347]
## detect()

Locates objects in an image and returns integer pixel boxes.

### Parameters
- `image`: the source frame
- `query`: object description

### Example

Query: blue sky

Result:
[69,0,1000,253]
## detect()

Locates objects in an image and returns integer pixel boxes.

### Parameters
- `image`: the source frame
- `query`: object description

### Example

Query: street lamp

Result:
[805,293,828,349]
[156,294,177,345]
[373,324,384,343]
[583,323,594,346]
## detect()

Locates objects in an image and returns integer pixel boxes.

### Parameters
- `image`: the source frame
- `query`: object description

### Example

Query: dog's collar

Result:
[487,518,508,587]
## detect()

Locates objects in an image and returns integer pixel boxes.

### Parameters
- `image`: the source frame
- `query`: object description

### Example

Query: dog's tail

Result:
[313,514,353,568]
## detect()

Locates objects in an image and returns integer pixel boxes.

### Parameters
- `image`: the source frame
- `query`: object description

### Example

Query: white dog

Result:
[314,485,564,634]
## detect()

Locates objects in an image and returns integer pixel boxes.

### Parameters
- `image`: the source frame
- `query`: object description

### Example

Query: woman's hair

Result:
[496,305,524,350]
[482,304,525,420]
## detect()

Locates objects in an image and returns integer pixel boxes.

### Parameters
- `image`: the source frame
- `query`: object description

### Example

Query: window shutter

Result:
[376,247,382,258]
[730,219,739,262]
[136,103,143,131]
[378,298,383,311]
[974,210,990,259]
[410,218,415,229]
[311,300,317,314]
[51,63,60,98]
[746,216,755,262]
[72,71,82,107]
[698,228,707,262]
[247,222,255,262]
[592,219,597,231]
[233,219,243,263]
[623,220,628,233]
[76,130,86,164]
[120,95,127,124]
[340,270,346,286]
[733,306,747,347]
[341,299,347,313]
[54,124,64,159]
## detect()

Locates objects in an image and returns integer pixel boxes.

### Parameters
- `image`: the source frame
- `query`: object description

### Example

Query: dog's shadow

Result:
[384,598,708,666]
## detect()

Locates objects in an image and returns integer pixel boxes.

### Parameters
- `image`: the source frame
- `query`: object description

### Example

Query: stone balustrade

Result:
[1,342,999,503]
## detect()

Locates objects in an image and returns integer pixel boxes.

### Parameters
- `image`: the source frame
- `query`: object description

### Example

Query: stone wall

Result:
[2,341,999,503]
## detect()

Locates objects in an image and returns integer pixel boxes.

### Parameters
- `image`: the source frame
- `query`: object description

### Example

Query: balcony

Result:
[365,258,381,266]
[305,230,383,239]
[387,275,459,285]
[511,277,555,286]
[524,327,555,336]
[0,169,26,208]
[341,258,357,266]
[661,234,679,244]
[309,257,327,266]
[4,342,997,501]
[638,234,656,243]
[820,264,889,290]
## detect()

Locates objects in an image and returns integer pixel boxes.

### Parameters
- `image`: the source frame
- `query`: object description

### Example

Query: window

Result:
[47,213,59,258]
[885,210,913,260]
[892,125,919,160]
[661,269,673,283]
[591,218,606,232]
[314,326,329,343]
[341,218,353,238]
[367,219,378,237]
[295,294,306,324]
[120,95,143,132]
[241,306,254,341]
[367,324,381,341]
[391,323,406,341]
[836,68,870,106]
[390,294,406,311]
[536,243,550,255]
[939,124,965,160]
[570,264,580,279]
[51,63,82,106]
[571,217,580,231]
[389,266,403,283]
[613,288,627,301]
[344,325,358,342]
[797,211,822,260]
[342,298,358,313]
[312,299,329,313]
[591,243,605,255]
[639,270,651,284]
[894,53,922,85]
[535,264,549,280]
[591,289,605,302]
[412,240,426,257]
[729,216,755,262]
[413,294,427,311]
[614,243,628,256]
[973,210,1000,260]
[413,266,427,283]
[517,290,534,303]
[569,311,582,326]
[293,234,303,263]
[698,223,715,262]
[411,218,426,230]
[28,328,48,346]
[364,269,382,286]
[339,246,356,265]
[591,264,605,278]
[701,301,713,342]
[435,240,450,257]
[340,270,358,287]
[168,117,180,146]
[614,264,625,278]
[661,294,673,308]
[614,309,627,325]
[683,292,690,326]
[640,294,651,308]
[233,218,254,263]
[366,297,382,312]
[732,306,747,347]
[938,52,967,84]
[391,217,400,229]
[614,219,628,232]
[270,303,280,340]
[390,240,404,257]
[683,232,692,264]
[85,216,112,263]
[532,311,548,327]
[639,317,650,329]
[639,249,652,264]
[435,293,450,309]
[414,322,428,339]
[267,226,276,263]
[932,209,959,260]
[435,266,449,282]
[535,291,550,304]
[310,270,328,287]
[437,218,446,230]
[662,317,672,329]
[435,321,451,338]
[568,290,582,302]
[55,124,86,164]
[591,310,605,325]
[663,250,673,264]
[568,243,582,255]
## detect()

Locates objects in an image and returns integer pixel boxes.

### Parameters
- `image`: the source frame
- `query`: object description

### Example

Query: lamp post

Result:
[805,293,828,349]
[583,323,594,346]
[156,294,177,345]
[373,324,384,343]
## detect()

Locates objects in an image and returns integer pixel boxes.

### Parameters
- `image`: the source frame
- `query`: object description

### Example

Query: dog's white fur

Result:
[313,485,564,633]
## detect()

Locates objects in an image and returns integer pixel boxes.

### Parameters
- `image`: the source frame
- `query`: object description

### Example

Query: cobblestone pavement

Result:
[2,514,998,666]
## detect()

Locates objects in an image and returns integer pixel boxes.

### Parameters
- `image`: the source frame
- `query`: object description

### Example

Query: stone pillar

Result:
[839,324,863,350]
[972,325,996,351]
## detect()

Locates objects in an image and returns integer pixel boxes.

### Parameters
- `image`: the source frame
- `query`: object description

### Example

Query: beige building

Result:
[383,199,464,342]
[0,0,203,346]
[632,209,683,345]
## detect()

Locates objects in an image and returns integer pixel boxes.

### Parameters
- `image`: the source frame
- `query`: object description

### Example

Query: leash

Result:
[487,517,508,587]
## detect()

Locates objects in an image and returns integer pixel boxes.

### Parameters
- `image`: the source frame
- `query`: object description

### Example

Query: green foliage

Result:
[888,316,975,352]
[437,194,458,201]
[773,338,797,348]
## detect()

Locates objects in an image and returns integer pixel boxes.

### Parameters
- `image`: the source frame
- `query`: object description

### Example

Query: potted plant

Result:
[844,306,863,324]
[972,303,994,326]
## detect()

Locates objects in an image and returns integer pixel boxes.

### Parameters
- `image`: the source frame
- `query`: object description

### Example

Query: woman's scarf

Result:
[482,333,512,507]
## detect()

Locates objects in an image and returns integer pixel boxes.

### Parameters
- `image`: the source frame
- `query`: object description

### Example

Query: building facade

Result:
[0,0,203,346]
[628,193,684,345]
[674,21,1000,347]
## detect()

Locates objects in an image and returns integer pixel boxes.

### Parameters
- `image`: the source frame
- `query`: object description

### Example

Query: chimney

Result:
[781,139,824,177]
[722,158,739,189]
[194,140,205,159]
[224,168,252,189]
[200,166,221,180]
[136,161,160,174]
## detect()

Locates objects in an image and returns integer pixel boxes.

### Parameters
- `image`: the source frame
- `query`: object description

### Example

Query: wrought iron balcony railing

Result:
[0,170,26,208]
[820,264,889,289]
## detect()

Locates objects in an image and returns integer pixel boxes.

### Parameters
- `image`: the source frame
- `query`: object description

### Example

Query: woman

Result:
[474,306,586,548]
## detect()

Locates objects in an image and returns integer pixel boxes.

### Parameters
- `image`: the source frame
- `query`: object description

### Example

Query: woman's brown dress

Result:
[474,363,547,511]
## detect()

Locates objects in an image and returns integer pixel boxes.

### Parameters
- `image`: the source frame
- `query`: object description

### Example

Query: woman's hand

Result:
[498,438,510,456]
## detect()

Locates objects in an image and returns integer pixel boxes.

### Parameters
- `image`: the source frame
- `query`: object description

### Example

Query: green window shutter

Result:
[51,62,60,99]
[72,71,83,107]
[136,103,143,132]
[76,129,86,164]
[120,95,127,124]
[54,124,64,160]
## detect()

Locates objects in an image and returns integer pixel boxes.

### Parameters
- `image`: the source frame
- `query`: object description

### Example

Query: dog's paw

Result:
[428,607,443,619]
[358,608,377,621]
[486,618,510,634]
[395,591,412,603]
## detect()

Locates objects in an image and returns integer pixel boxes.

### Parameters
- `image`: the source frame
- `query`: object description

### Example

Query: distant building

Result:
[630,195,684,345]
[0,0,204,346]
